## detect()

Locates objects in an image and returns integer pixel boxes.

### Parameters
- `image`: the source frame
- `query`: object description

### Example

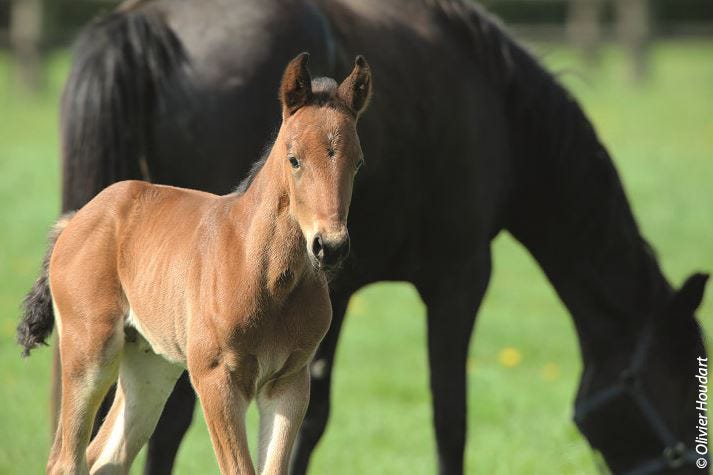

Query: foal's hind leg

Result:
[87,332,183,473]
[144,371,196,475]
[49,309,123,475]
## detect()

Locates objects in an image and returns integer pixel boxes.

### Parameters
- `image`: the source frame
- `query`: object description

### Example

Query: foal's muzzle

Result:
[310,231,350,270]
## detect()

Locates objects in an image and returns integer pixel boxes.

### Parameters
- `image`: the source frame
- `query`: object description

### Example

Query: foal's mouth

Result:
[308,254,345,277]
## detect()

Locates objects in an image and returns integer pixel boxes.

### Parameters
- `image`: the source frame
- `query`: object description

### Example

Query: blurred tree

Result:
[567,0,604,66]
[616,0,651,82]
[566,0,651,82]
[9,0,43,93]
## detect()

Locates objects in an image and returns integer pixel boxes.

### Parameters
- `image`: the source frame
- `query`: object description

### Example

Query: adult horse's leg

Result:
[417,251,492,475]
[143,372,195,475]
[289,289,350,475]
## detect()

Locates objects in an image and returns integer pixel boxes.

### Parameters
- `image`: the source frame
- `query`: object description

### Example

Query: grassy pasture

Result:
[0,40,711,474]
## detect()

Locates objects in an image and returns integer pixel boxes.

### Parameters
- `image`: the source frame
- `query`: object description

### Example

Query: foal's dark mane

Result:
[234,77,342,195]
[234,145,272,195]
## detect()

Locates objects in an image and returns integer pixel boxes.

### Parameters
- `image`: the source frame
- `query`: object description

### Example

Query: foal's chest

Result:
[243,280,333,382]
[124,258,332,391]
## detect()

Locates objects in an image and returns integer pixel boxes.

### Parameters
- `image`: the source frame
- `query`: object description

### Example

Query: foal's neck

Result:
[231,152,311,295]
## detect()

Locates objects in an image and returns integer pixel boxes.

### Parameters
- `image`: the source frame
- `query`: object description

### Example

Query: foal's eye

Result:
[288,156,300,169]
[355,158,365,172]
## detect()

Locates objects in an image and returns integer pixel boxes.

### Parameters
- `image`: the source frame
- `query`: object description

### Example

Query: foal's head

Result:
[275,53,371,271]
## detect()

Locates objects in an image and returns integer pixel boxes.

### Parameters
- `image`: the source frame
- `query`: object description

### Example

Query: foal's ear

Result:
[337,55,372,117]
[280,52,313,118]
[673,273,709,315]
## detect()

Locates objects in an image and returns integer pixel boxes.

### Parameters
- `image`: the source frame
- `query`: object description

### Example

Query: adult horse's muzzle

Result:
[309,230,350,271]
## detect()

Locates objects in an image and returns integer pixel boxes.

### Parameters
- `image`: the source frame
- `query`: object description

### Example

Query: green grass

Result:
[0,40,711,474]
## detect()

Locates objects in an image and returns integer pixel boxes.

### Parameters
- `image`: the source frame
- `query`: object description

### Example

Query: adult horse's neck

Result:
[435,0,673,362]
[502,41,673,364]
[230,151,309,296]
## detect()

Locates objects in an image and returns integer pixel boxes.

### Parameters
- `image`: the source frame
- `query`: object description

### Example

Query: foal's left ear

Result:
[280,52,313,118]
[673,272,709,315]
[337,55,372,117]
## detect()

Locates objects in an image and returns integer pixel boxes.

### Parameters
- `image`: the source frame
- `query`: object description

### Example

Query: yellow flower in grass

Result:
[541,362,560,382]
[346,295,366,316]
[467,357,478,373]
[1,319,15,339]
[498,347,522,368]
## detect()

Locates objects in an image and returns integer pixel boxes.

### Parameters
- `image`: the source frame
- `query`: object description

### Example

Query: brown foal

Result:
[33,53,371,474]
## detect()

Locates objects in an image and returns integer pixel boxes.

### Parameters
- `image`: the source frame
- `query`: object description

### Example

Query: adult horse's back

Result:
[56,0,708,473]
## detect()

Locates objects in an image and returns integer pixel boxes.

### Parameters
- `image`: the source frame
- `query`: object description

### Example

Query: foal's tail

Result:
[60,5,188,210]
[17,213,75,357]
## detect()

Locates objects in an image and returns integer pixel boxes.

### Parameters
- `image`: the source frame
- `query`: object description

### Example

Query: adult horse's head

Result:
[575,273,710,474]
[275,53,371,272]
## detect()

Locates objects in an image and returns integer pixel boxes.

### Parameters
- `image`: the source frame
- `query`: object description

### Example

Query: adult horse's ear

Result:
[337,55,372,117]
[280,52,313,118]
[672,272,709,315]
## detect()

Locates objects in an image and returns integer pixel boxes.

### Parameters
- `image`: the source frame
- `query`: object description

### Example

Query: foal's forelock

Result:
[309,77,339,104]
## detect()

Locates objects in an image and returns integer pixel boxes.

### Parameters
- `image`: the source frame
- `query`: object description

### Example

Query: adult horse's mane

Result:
[432,0,515,87]
[438,0,667,326]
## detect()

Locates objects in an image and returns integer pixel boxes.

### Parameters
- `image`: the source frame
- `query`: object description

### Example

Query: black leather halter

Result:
[573,323,705,474]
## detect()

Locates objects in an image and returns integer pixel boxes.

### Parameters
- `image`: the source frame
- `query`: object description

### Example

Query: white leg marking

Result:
[310,359,327,380]
[52,300,62,337]
[89,334,183,473]
[257,368,310,475]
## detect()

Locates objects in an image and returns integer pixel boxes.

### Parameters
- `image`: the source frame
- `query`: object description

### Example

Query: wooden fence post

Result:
[9,0,44,93]
[616,0,651,82]
[567,0,604,66]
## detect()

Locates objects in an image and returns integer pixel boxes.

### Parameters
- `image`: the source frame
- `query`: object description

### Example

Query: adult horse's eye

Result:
[288,156,300,169]
[355,158,365,172]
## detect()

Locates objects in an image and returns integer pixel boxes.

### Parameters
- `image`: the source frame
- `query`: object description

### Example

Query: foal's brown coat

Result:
[44,53,371,474]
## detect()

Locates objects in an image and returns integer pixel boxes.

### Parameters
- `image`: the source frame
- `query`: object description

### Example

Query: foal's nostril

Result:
[335,236,350,261]
[312,234,324,260]
[323,236,350,267]
[311,233,350,268]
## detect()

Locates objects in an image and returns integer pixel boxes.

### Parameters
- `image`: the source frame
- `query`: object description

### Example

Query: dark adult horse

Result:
[55,0,708,473]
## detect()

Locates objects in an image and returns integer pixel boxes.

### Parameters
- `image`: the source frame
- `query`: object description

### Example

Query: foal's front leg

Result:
[257,367,310,475]
[189,355,256,475]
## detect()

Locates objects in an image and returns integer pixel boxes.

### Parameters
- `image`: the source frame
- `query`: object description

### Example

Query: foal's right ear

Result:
[279,52,313,118]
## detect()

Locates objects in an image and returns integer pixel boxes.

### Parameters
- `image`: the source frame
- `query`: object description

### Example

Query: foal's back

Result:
[50,180,225,362]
